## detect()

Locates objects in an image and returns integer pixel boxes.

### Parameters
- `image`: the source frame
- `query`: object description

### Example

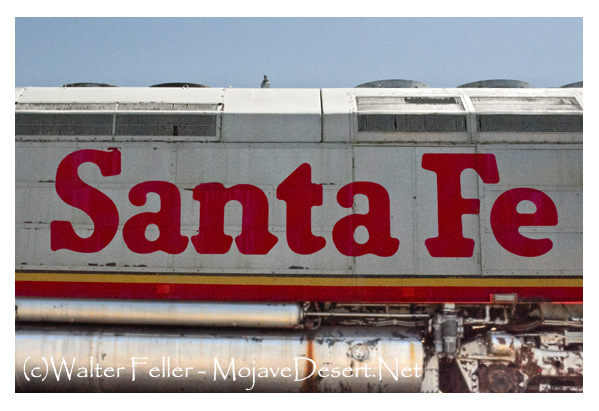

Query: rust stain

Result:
[409,342,416,369]
[300,337,318,393]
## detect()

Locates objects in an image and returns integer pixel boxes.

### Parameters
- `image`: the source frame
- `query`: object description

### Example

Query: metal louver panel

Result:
[114,114,217,137]
[357,96,465,113]
[358,114,468,132]
[470,97,582,112]
[15,113,113,135]
[477,114,583,132]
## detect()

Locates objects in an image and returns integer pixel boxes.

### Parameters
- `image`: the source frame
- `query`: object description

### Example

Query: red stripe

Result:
[15,281,582,303]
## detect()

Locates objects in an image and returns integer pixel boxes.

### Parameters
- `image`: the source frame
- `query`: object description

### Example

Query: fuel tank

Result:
[15,325,424,393]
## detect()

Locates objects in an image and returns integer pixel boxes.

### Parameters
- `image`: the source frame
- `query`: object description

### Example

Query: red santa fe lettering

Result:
[191,183,278,255]
[51,149,121,252]
[332,182,399,257]
[50,150,559,259]
[276,163,326,255]
[490,188,558,257]
[422,153,500,258]
[123,181,188,254]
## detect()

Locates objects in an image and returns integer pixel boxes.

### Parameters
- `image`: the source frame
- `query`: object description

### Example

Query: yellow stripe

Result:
[15,272,582,288]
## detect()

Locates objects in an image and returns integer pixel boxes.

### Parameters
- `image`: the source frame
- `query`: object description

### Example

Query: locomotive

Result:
[15,80,583,392]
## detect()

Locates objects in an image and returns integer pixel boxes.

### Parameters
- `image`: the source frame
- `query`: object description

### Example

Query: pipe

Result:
[15,297,302,328]
[306,312,429,319]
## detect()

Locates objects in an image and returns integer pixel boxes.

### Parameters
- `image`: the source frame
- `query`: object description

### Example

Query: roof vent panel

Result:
[561,81,583,88]
[355,79,429,88]
[458,79,530,88]
[62,83,117,87]
[150,82,209,88]
[470,96,582,113]
[357,96,465,113]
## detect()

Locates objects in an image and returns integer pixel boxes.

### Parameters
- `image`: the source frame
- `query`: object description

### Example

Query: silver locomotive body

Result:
[15,84,582,392]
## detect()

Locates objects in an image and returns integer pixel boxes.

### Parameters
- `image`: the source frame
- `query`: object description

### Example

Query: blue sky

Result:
[15,17,582,89]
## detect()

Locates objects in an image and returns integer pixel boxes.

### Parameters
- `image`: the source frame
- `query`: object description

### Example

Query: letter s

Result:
[51,149,121,252]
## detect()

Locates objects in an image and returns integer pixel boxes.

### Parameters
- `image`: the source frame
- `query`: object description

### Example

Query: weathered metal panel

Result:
[15,87,583,302]
[221,89,321,142]
[15,88,225,143]
[15,142,355,275]
[172,144,353,274]
[349,89,471,143]
[352,146,481,276]
[469,93,583,144]
[469,96,582,112]
[478,145,582,276]
[356,95,467,112]
[16,144,582,282]
[352,147,417,275]
[476,130,582,144]
[16,87,226,104]
[321,89,352,143]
